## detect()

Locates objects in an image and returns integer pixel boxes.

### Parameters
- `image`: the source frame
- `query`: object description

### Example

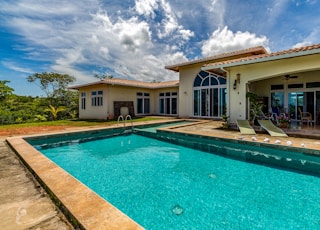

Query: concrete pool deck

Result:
[2,120,320,229]
[0,138,73,230]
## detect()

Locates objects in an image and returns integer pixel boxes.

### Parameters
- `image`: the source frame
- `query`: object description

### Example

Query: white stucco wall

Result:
[178,64,204,117]
[77,84,179,119]
[78,85,108,120]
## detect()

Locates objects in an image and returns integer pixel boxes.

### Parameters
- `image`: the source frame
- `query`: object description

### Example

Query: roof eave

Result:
[69,81,179,90]
[68,81,108,90]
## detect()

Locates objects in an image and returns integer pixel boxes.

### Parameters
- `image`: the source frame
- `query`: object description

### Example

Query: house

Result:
[70,43,320,124]
[69,78,179,120]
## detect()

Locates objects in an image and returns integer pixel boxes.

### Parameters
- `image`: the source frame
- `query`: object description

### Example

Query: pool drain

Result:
[208,173,216,179]
[172,204,183,215]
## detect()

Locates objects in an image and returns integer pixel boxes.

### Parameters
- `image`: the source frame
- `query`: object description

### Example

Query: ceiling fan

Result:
[283,74,298,80]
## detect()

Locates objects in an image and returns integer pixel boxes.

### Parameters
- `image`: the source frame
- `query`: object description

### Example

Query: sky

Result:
[0,0,320,96]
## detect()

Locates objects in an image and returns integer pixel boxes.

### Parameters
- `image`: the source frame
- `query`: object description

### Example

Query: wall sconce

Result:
[236,73,240,84]
[233,80,237,90]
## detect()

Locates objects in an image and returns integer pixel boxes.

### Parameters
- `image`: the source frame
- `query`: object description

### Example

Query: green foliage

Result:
[34,114,48,122]
[0,93,50,125]
[27,72,75,96]
[94,74,114,79]
[44,105,66,120]
[27,72,77,106]
[221,114,229,128]
[0,73,79,125]
[69,110,78,119]
[246,92,264,122]
[0,80,14,100]
[15,117,23,123]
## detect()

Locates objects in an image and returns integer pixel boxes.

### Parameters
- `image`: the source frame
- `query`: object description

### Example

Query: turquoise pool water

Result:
[38,134,320,229]
[135,120,196,133]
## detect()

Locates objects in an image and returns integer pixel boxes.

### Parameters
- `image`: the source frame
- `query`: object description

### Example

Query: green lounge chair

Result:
[258,120,288,137]
[236,120,256,135]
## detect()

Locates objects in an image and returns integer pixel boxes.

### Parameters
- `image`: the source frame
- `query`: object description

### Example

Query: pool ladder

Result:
[117,115,133,128]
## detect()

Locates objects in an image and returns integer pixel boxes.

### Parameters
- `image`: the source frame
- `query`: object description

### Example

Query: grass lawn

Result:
[0,117,164,137]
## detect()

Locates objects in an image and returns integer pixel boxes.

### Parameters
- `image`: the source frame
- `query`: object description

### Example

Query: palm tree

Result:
[44,105,66,120]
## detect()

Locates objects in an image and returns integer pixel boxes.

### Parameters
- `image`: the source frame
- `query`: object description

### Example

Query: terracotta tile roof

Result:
[203,43,320,70]
[69,78,179,90]
[103,78,179,88]
[165,46,267,72]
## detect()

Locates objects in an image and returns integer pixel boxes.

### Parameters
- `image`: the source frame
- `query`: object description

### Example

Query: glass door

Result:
[306,92,315,121]
[209,88,219,117]
[201,89,208,116]
[288,92,304,120]
[288,91,316,123]
[316,91,320,124]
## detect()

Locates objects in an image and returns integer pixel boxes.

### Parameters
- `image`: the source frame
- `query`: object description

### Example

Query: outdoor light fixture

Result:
[237,73,241,84]
[233,80,237,90]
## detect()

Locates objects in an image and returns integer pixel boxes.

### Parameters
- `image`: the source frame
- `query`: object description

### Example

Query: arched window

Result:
[193,71,227,117]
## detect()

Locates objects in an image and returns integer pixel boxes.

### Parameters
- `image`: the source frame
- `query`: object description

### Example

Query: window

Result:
[271,84,284,90]
[137,92,150,114]
[271,92,284,114]
[159,92,178,115]
[306,82,320,88]
[91,90,103,106]
[288,83,303,89]
[81,92,86,110]
[193,71,226,117]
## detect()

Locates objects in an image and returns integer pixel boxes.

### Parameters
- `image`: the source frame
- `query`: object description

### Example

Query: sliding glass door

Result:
[288,91,315,122]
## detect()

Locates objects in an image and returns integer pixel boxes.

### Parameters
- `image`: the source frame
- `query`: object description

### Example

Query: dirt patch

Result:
[0,126,71,137]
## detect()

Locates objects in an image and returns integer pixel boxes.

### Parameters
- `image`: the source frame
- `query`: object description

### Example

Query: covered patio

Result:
[201,44,320,127]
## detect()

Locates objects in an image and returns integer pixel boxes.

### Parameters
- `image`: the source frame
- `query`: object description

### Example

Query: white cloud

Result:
[201,26,269,56]
[154,0,194,41]
[292,29,320,48]
[1,0,190,84]
[266,0,290,27]
[135,0,159,18]
[115,17,152,52]
[208,0,225,27]
[1,61,34,74]
[0,0,99,18]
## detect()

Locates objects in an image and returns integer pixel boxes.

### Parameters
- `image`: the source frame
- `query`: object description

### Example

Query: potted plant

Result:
[246,92,265,125]
[277,114,291,128]
[222,114,229,129]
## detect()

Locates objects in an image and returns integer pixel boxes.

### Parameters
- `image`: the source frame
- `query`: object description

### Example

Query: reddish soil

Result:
[0,125,72,137]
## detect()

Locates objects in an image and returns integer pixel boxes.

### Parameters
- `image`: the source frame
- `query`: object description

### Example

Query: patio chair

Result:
[298,107,313,126]
[236,120,256,135]
[258,120,288,137]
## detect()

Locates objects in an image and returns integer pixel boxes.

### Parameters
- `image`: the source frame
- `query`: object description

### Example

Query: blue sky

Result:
[0,0,319,96]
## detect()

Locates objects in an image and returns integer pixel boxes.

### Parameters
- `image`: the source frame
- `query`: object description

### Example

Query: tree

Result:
[27,72,76,104]
[94,74,114,80]
[0,80,14,100]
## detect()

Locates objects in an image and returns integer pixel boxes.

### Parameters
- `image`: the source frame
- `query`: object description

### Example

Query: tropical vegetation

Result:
[0,73,78,125]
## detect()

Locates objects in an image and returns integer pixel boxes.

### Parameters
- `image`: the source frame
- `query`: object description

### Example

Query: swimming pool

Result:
[32,133,320,229]
[134,120,198,133]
